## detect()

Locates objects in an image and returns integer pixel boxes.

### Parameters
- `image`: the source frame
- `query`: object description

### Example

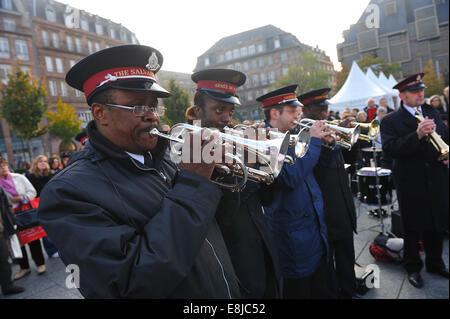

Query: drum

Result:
[357,167,393,205]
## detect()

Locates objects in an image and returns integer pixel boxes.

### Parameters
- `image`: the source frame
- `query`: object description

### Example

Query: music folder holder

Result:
[357,146,396,237]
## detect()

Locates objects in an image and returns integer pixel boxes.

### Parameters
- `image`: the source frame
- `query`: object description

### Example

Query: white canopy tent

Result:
[388,74,398,89]
[365,68,397,108]
[378,72,400,108]
[329,61,389,111]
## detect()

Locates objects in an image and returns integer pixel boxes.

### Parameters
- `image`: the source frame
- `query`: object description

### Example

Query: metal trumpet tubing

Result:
[414,112,449,161]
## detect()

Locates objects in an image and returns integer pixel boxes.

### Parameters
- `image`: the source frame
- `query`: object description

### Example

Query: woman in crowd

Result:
[27,155,59,258]
[429,95,447,115]
[48,155,62,175]
[0,159,46,280]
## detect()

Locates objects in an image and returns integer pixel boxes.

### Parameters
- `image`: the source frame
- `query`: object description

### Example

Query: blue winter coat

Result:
[263,137,329,278]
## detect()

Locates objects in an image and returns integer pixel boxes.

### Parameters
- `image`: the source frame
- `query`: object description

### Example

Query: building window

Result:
[282,67,289,76]
[235,63,241,71]
[248,45,255,55]
[110,28,116,39]
[240,47,247,57]
[204,57,210,67]
[87,41,93,54]
[41,30,49,46]
[48,81,58,96]
[257,44,264,53]
[274,39,280,49]
[384,1,397,16]
[267,56,273,65]
[66,36,73,51]
[55,58,63,73]
[243,61,249,71]
[218,54,224,63]
[120,29,127,41]
[15,40,29,60]
[252,74,259,86]
[95,23,103,35]
[60,82,68,96]
[75,89,82,97]
[81,19,89,31]
[75,38,82,53]
[45,56,53,72]
[260,73,267,85]
[45,6,56,22]
[357,29,379,52]
[233,49,240,59]
[1,0,12,10]
[0,64,12,84]
[0,37,10,59]
[225,51,232,60]
[251,60,257,69]
[258,58,264,68]
[269,71,275,83]
[3,18,15,32]
[95,42,100,52]
[69,60,76,68]
[52,33,59,48]
[415,5,439,40]
[281,52,288,62]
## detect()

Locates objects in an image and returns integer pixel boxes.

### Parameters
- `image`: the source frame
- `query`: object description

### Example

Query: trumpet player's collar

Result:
[192,68,246,105]
[66,45,170,105]
[393,73,427,92]
[297,88,331,107]
[257,85,302,108]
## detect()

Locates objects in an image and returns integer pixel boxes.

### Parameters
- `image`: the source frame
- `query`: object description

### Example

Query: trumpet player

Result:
[185,68,282,298]
[258,85,333,299]
[37,45,242,298]
[298,88,357,299]
[381,73,449,289]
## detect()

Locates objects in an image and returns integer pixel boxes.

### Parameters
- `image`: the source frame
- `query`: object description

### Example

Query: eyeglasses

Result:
[105,104,165,117]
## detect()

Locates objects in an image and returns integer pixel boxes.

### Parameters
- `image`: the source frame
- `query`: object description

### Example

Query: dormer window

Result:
[46,6,57,22]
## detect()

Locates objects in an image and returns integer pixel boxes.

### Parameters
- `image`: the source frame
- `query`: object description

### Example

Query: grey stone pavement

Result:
[2,193,448,299]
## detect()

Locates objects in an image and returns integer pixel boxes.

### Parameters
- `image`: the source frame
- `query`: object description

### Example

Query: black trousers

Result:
[282,259,330,299]
[18,239,45,270]
[0,235,12,288]
[403,229,445,274]
[327,237,357,298]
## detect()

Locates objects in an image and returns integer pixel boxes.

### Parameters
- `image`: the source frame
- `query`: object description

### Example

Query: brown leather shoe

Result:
[37,265,46,275]
[14,268,31,280]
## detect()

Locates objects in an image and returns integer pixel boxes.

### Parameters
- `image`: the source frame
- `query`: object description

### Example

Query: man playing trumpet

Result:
[381,73,449,289]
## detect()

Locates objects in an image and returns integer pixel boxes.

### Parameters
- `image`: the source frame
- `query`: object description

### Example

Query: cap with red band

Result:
[297,88,331,107]
[256,84,302,109]
[393,73,427,92]
[66,45,171,105]
[191,68,246,106]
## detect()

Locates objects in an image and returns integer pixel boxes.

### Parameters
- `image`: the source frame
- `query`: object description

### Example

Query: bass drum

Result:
[357,167,393,205]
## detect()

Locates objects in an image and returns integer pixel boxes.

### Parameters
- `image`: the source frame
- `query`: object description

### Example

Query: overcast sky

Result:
[60,0,370,74]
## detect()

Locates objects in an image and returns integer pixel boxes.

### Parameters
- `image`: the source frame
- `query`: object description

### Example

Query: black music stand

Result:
[357,146,396,237]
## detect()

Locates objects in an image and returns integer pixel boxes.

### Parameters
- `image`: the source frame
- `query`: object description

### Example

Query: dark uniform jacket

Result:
[216,179,281,298]
[381,103,449,232]
[314,146,357,241]
[38,121,241,299]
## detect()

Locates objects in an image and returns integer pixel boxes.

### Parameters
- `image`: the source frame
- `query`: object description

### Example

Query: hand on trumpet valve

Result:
[178,128,218,180]
[309,121,334,143]
[416,116,436,140]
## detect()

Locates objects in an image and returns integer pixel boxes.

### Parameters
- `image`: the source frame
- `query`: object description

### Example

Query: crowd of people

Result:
[0,44,448,299]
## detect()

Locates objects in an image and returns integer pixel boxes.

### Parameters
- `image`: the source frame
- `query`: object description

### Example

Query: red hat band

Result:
[398,79,424,91]
[301,94,329,105]
[83,67,156,98]
[262,93,297,108]
[197,80,237,95]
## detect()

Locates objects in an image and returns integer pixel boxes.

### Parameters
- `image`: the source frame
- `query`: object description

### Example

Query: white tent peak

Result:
[366,67,393,95]
[329,61,388,111]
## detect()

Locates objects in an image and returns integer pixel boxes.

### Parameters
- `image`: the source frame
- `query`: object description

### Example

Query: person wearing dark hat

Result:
[59,151,72,169]
[186,68,282,298]
[75,131,88,150]
[259,85,333,299]
[298,88,357,299]
[381,73,449,288]
[37,45,241,298]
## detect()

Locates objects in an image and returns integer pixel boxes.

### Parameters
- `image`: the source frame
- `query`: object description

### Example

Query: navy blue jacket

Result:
[263,136,329,278]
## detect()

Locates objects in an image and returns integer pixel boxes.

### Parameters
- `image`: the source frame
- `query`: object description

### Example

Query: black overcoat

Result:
[381,103,449,232]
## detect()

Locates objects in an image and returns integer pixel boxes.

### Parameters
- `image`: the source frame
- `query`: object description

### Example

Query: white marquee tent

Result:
[329,61,389,111]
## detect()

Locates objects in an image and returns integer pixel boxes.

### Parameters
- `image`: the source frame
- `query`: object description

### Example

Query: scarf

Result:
[0,173,19,197]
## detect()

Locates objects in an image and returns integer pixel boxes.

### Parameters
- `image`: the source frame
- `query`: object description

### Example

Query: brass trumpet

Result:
[233,124,310,159]
[414,112,449,161]
[149,123,291,190]
[329,119,379,142]
[295,119,361,150]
